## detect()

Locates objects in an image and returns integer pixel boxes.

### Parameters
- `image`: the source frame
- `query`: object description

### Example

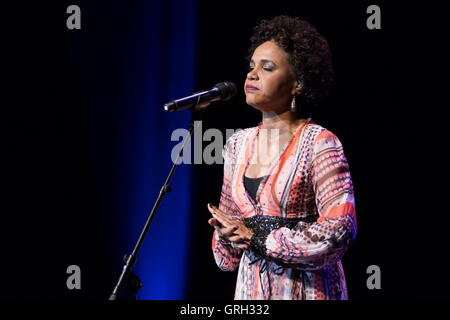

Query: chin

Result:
[248,104,268,114]
[246,99,261,111]
[246,96,260,107]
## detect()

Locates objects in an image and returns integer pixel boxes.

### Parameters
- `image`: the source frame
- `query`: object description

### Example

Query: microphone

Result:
[163,81,237,112]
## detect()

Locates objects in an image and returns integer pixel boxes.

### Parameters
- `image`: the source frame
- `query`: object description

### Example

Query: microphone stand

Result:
[109,108,203,300]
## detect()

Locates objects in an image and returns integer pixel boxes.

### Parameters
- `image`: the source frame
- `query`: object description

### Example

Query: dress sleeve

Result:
[252,130,357,270]
[211,136,244,272]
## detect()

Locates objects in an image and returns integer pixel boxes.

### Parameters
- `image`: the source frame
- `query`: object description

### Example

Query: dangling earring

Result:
[290,96,297,113]
[291,80,303,113]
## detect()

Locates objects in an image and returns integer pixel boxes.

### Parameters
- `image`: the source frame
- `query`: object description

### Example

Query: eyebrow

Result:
[250,59,276,65]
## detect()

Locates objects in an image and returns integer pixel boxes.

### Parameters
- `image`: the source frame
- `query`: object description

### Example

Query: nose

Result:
[247,67,258,81]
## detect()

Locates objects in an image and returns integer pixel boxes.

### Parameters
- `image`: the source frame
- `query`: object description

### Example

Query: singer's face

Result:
[245,41,298,113]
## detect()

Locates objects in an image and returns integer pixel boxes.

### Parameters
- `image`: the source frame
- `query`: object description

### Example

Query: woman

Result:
[207,15,356,300]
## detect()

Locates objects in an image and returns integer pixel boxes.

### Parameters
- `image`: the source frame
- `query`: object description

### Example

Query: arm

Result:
[211,139,244,272]
[251,130,357,270]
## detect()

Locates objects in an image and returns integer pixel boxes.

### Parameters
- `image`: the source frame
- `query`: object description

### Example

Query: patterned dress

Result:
[211,121,357,300]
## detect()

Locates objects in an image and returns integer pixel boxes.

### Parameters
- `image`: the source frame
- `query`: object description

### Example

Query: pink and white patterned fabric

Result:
[212,121,357,300]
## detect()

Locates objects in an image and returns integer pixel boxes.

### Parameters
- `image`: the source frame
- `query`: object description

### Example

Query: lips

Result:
[245,84,259,92]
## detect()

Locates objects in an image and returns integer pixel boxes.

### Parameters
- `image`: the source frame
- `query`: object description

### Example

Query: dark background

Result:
[3,0,449,300]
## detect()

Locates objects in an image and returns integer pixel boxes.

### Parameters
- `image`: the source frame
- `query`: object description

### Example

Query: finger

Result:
[212,211,234,228]
[208,205,230,225]
[228,235,245,243]
[221,225,238,237]
[234,243,250,250]
[212,223,235,237]
[207,203,217,215]
[229,234,251,243]
[212,215,229,229]
[207,203,226,215]
[210,211,233,229]
[213,209,232,222]
[230,241,248,250]
[208,218,222,227]
[208,204,233,224]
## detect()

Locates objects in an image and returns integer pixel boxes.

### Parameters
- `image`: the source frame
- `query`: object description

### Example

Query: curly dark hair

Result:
[248,15,334,117]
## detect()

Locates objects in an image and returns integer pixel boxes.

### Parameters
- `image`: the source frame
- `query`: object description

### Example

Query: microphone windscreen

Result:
[214,82,237,100]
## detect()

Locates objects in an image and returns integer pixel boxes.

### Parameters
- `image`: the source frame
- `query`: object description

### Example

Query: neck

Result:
[261,110,305,133]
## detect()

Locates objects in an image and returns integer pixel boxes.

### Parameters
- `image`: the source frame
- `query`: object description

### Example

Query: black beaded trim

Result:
[245,215,316,258]
[249,233,267,258]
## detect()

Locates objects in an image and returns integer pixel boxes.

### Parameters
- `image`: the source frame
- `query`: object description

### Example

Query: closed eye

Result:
[248,65,273,72]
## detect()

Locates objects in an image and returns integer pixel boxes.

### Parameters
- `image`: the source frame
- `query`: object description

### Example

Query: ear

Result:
[294,86,304,96]
[291,80,304,96]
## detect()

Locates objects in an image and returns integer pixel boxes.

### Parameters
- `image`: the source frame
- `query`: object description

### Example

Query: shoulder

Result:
[223,126,257,155]
[308,123,339,143]
[307,123,344,157]
[226,126,256,143]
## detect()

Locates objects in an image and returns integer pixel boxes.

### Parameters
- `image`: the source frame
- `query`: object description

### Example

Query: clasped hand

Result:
[207,203,253,250]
